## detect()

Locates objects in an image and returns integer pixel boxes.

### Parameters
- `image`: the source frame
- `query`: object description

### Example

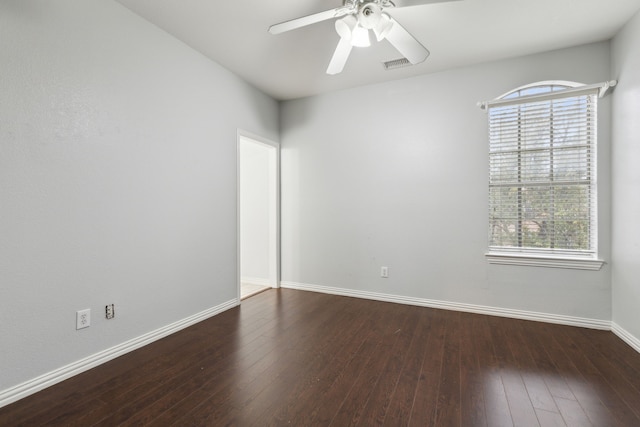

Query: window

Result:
[483,81,607,270]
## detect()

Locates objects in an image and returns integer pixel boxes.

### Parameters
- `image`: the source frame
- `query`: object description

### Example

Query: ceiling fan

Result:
[268,0,461,75]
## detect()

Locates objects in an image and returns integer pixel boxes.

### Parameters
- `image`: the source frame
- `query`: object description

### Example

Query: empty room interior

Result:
[2,0,640,425]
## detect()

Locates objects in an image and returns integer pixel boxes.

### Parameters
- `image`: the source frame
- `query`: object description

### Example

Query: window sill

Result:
[486,252,605,270]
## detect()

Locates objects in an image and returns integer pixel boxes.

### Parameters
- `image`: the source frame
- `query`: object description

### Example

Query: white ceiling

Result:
[115,0,640,101]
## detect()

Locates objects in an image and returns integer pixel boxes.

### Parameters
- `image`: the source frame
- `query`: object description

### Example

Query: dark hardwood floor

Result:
[2,288,640,426]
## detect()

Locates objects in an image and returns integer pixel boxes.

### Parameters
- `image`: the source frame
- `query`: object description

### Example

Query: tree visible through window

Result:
[487,82,597,257]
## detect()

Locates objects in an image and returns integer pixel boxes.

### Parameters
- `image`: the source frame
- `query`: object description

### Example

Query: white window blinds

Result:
[487,85,598,258]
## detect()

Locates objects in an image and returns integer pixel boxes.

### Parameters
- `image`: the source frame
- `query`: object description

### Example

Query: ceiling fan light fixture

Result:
[373,13,394,41]
[335,14,357,40]
[351,25,371,47]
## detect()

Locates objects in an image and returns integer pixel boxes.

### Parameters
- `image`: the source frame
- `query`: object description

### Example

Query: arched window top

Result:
[478,80,616,111]
[497,80,584,100]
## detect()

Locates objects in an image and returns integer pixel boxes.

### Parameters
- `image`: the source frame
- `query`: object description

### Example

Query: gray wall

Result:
[280,42,612,320]
[612,10,640,342]
[0,0,278,391]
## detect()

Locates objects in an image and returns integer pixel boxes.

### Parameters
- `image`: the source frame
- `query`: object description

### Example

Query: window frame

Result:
[483,81,606,270]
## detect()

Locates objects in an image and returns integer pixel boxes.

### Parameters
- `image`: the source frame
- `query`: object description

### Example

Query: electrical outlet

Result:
[105,304,115,319]
[76,309,90,330]
[381,266,389,278]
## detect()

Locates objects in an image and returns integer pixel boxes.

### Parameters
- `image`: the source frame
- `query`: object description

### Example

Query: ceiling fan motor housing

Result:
[359,3,383,29]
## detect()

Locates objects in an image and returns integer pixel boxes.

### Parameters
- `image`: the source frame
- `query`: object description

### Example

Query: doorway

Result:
[238,131,280,301]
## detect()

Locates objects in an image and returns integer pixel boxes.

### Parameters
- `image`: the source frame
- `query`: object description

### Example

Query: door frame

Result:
[236,129,280,302]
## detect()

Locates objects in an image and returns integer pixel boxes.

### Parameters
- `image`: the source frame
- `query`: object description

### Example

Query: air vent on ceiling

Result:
[383,57,412,70]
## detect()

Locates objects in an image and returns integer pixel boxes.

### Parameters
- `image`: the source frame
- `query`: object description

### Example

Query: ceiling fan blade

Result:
[326,37,353,75]
[392,0,462,8]
[385,17,430,64]
[269,7,350,35]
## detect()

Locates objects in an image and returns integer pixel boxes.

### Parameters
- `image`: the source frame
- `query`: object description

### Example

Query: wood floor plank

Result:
[433,310,462,427]
[88,318,268,426]
[382,309,434,427]
[518,322,577,402]
[328,303,411,427]
[97,328,269,425]
[280,299,380,426]
[535,408,567,427]
[239,298,373,427]
[488,316,541,427]
[356,306,422,426]
[536,323,619,426]
[470,315,514,427]
[459,313,488,427]
[407,309,448,427]
[251,297,370,426]
[555,325,640,425]
[301,301,401,426]
[555,397,594,427]
[581,329,640,379]
[507,320,560,415]
[173,294,349,425]
[2,289,640,427]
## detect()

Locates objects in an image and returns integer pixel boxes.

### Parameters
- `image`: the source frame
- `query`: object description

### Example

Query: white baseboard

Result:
[241,277,271,287]
[612,323,640,353]
[281,281,612,331]
[0,299,238,409]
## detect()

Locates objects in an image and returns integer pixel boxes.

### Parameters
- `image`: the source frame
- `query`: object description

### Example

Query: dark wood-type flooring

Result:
[2,288,640,426]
